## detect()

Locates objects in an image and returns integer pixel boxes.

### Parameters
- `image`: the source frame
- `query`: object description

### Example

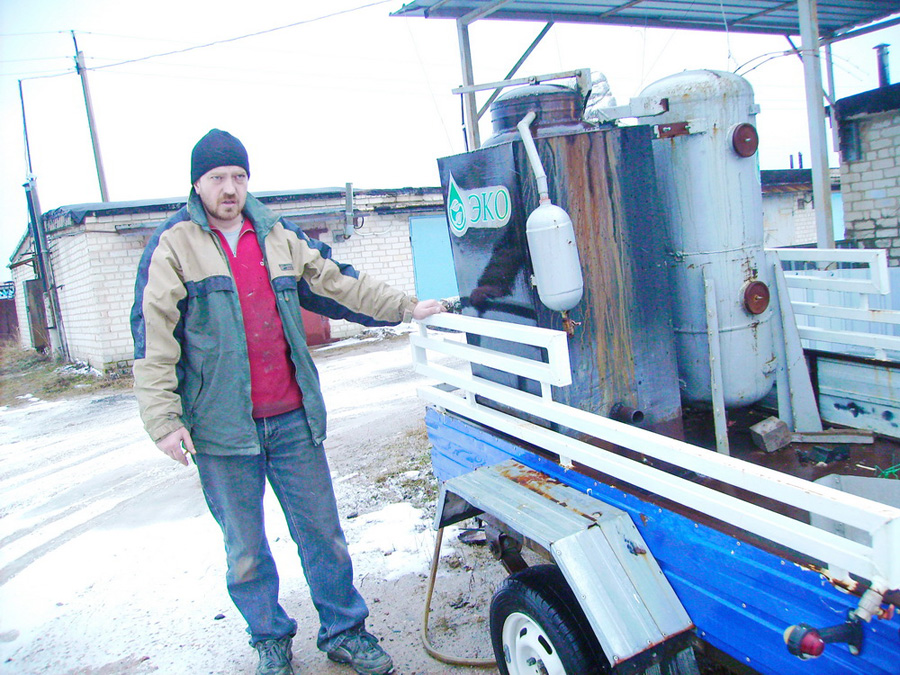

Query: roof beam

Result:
[731,1,796,28]
[459,0,515,25]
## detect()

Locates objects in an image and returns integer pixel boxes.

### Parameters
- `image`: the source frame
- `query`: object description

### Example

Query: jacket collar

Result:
[187,190,280,236]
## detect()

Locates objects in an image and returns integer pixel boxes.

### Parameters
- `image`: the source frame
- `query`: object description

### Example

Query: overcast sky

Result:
[1,0,898,282]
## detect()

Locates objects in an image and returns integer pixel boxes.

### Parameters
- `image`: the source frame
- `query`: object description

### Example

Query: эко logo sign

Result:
[446,172,511,237]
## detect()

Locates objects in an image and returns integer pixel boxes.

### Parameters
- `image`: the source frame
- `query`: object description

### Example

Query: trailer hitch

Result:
[784,578,892,659]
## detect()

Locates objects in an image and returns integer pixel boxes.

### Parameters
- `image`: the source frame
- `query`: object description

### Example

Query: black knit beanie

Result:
[190,129,250,184]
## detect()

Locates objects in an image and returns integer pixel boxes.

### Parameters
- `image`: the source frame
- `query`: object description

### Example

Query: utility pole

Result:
[72,31,109,202]
[19,80,69,359]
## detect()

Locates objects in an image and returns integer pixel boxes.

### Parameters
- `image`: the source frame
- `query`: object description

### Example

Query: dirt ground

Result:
[0,330,508,675]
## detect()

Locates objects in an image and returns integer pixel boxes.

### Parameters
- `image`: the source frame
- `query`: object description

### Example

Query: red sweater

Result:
[214,219,303,418]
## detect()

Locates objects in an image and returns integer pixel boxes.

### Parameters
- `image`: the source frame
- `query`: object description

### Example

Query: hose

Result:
[420,526,497,668]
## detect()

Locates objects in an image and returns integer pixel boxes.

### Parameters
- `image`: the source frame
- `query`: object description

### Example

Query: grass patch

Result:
[0,340,133,408]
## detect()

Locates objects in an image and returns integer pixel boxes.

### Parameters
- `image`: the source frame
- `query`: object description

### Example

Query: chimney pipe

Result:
[875,44,890,88]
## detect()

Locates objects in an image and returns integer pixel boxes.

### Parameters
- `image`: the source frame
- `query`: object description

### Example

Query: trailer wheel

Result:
[490,564,608,675]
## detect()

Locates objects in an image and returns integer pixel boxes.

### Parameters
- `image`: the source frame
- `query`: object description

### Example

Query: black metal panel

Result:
[438,125,683,435]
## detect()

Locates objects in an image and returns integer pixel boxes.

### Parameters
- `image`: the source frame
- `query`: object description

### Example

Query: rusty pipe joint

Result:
[609,403,644,425]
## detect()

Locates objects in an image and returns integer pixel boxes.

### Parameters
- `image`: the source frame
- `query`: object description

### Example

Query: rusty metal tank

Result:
[438,84,684,437]
[638,70,776,408]
[484,83,593,147]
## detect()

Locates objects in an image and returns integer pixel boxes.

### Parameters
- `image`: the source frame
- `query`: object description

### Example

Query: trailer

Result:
[413,311,900,674]
[393,2,900,673]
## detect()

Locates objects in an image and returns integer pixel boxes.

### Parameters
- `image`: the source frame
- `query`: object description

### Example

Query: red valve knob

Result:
[784,624,825,660]
[798,630,825,657]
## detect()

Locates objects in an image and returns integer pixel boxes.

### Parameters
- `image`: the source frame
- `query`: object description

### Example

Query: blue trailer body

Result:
[426,407,900,675]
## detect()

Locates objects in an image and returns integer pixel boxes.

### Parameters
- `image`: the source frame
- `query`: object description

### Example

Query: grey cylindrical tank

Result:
[639,70,775,407]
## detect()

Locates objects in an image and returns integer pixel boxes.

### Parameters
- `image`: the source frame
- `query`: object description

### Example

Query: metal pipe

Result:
[609,403,645,425]
[456,19,480,150]
[23,178,69,360]
[875,44,890,87]
[516,111,548,201]
[797,0,834,249]
[824,43,840,151]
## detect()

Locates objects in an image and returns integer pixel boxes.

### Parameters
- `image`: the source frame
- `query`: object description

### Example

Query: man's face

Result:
[194,166,248,225]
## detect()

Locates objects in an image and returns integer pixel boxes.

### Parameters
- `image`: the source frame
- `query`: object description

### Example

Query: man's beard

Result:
[204,195,244,222]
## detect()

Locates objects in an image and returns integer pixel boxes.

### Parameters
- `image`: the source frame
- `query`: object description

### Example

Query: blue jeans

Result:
[195,407,369,648]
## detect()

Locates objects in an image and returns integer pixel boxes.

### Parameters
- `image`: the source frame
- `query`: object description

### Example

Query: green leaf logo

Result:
[447,173,467,236]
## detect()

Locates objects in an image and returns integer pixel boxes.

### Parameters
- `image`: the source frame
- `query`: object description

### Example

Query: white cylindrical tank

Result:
[639,70,775,407]
[525,202,584,312]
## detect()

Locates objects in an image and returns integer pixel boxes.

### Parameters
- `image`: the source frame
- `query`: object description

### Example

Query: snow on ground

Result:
[0,334,499,675]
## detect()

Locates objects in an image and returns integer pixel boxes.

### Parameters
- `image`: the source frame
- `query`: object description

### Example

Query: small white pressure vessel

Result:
[526,201,584,312]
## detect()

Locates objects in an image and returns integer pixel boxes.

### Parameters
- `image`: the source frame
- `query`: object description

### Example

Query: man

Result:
[130,129,444,675]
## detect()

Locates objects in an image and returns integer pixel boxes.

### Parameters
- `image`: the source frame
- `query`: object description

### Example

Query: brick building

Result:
[760,168,844,248]
[8,187,446,374]
[835,82,900,265]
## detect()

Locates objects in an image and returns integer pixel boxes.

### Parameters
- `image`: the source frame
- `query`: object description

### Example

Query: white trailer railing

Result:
[770,247,900,360]
[412,312,900,590]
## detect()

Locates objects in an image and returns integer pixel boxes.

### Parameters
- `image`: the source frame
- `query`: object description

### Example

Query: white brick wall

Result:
[48,209,178,371]
[762,191,818,247]
[11,190,442,370]
[842,108,900,266]
[324,213,418,339]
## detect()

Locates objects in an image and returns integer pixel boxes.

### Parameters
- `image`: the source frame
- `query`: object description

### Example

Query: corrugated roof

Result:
[392,0,900,40]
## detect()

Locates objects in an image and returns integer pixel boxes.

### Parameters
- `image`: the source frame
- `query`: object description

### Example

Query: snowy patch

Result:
[55,361,102,377]
[346,502,454,581]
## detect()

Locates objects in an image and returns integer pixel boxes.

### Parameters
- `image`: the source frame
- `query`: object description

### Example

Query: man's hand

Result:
[156,427,196,466]
[412,299,447,320]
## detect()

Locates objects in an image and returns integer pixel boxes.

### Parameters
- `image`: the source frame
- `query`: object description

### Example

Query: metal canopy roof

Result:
[393,0,899,248]
[392,0,900,41]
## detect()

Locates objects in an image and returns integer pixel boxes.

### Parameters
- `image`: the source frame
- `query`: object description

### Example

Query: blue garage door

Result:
[409,214,459,300]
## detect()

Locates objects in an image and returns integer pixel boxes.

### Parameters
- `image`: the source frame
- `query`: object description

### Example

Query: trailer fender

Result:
[435,459,694,666]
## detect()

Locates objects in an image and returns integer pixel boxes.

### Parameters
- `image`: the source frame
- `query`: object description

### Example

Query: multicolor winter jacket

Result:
[131,190,417,454]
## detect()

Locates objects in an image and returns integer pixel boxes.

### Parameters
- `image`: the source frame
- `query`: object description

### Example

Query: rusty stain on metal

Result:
[555,132,637,406]
[802,565,900,617]
[626,539,648,555]
[655,121,690,139]
[803,562,863,595]
[496,462,603,522]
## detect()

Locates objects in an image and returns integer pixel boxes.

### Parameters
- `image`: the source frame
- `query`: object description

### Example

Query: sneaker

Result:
[254,635,294,675]
[326,627,393,675]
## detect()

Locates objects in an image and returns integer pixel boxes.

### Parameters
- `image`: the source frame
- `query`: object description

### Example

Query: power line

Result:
[0,56,71,65]
[0,29,68,38]
[85,1,394,72]
[8,68,75,81]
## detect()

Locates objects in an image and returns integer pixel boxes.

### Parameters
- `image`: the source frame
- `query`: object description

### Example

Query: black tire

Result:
[490,564,609,675]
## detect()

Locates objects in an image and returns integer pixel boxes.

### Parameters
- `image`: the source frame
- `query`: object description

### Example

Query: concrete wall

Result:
[840,108,900,266]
